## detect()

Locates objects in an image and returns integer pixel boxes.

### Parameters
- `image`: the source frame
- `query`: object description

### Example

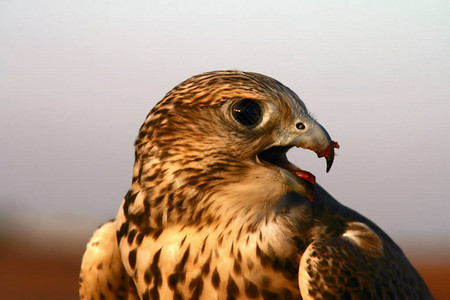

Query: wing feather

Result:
[79,220,138,300]
[299,221,433,299]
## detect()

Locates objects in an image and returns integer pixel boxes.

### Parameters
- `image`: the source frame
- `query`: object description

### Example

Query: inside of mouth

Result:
[257,146,316,184]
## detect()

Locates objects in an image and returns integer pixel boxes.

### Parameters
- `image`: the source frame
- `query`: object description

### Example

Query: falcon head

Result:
[133,70,338,223]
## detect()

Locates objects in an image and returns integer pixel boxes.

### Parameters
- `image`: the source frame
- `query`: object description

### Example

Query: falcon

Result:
[79,70,433,299]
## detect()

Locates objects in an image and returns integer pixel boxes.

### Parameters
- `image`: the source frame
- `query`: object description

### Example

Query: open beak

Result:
[257,118,338,201]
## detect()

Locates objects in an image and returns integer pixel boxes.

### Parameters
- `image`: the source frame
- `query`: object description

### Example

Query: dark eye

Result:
[232,99,262,127]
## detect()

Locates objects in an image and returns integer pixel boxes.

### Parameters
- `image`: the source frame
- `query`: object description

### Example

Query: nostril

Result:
[296,122,306,130]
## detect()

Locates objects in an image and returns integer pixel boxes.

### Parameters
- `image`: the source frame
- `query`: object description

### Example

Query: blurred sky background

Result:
[1,1,449,258]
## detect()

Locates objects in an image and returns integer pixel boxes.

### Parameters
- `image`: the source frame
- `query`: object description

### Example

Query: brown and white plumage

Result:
[79,220,139,300]
[80,70,433,299]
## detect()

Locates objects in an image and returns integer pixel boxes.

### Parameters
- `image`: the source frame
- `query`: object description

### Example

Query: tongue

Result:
[292,169,316,185]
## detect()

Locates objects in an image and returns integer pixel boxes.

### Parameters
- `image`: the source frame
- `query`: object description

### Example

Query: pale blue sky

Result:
[1,1,449,256]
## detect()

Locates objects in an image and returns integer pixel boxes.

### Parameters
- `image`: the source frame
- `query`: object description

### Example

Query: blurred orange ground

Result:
[0,241,448,299]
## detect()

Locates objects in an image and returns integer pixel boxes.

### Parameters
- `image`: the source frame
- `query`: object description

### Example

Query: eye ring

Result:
[231,99,262,127]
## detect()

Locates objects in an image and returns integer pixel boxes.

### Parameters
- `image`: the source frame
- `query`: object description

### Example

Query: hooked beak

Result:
[257,117,338,201]
[292,120,339,173]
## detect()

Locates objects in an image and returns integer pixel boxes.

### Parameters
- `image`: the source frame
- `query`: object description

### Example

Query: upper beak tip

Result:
[325,141,339,173]
[326,157,333,173]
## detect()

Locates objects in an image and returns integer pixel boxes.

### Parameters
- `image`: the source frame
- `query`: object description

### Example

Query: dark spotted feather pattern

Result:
[79,70,433,300]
